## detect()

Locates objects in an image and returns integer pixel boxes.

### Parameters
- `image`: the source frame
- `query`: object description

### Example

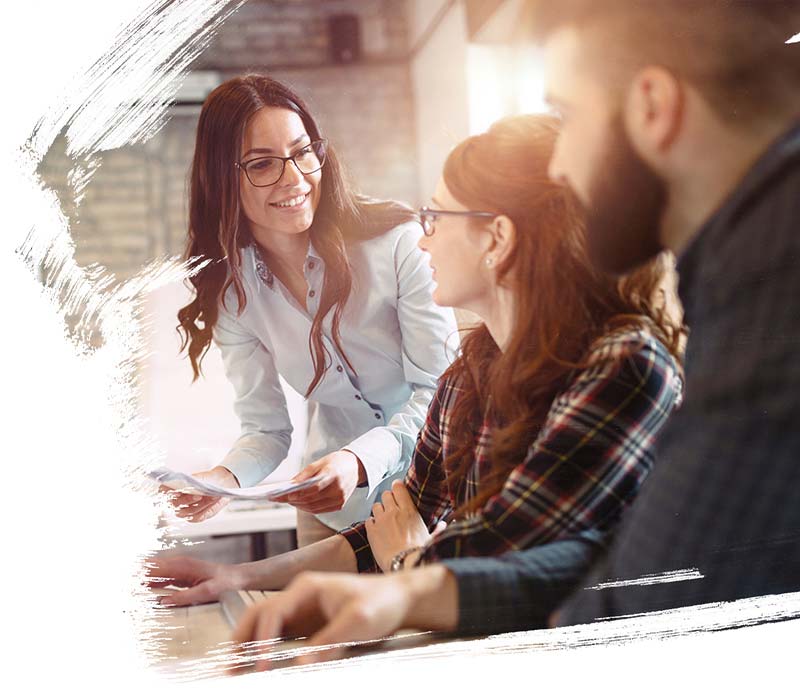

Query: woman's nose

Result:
[280,158,304,186]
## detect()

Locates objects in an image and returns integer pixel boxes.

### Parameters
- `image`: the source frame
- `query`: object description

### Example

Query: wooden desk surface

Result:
[148,591,448,680]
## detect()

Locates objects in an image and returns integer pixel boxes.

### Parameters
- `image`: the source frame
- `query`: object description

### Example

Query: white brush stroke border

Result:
[2,0,798,695]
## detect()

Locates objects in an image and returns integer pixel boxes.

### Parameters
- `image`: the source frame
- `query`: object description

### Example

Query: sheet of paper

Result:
[149,467,323,501]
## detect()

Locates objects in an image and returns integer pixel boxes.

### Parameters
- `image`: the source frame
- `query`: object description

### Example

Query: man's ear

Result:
[485,215,517,267]
[624,66,684,159]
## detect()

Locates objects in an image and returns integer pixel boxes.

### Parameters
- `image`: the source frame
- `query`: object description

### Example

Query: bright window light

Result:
[467,44,547,135]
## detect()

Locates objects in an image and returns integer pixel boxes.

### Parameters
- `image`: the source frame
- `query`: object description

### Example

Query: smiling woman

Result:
[164,75,457,546]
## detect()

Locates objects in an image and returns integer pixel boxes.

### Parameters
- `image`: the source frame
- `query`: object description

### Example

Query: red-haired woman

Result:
[151,114,683,606]
[166,75,457,546]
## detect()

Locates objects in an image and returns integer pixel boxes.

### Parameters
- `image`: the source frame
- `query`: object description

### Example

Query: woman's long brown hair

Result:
[177,75,413,396]
[442,115,684,515]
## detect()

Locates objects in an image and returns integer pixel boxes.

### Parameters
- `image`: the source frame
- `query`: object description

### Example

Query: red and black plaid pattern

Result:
[340,326,682,573]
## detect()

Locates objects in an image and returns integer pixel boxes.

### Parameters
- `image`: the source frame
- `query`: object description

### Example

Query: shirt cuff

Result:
[442,531,608,635]
[220,437,285,488]
[343,427,402,498]
[441,557,548,635]
[337,522,379,573]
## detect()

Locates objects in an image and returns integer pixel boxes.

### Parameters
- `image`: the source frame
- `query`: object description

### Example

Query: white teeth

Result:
[273,194,307,208]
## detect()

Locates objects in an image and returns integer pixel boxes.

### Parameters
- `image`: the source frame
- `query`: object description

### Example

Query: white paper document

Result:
[149,467,323,501]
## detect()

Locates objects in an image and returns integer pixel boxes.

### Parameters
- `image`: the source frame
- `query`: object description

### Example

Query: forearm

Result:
[222,432,291,488]
[397,564,459,633]
[236,534,358,590]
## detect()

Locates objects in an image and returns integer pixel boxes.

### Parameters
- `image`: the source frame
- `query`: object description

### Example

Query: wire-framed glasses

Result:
[236,139,328,187]
[418,206,497,236]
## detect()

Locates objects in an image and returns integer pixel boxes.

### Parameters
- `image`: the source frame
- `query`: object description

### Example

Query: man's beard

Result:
[579,115,667,275]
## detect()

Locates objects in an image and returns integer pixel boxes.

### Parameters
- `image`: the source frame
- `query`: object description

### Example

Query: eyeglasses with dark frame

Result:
[418,206,497,236]
[236,138,328,187]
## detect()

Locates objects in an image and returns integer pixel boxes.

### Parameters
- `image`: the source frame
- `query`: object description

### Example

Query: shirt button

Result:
[309,290,316,298]
[355,395,361,400]
[374,413,381,420]
[337,365,343,372]
[308,261,315,270]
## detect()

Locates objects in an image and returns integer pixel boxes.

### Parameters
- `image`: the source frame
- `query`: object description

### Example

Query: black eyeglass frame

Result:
[418,206,498,236]
[235,138,328,187]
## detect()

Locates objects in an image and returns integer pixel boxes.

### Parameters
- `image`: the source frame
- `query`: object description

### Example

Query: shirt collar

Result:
[676,119,800,298]
[252,244,275,289]
[251,240,324,290]
[307,241,323,268]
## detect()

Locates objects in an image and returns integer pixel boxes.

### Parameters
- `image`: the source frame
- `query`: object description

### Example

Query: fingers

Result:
[282,480,332,507]
[285,487,330,507]
[186,497,230,522]
[158,484,184,500]
[270,464,328,505]
[145,555,216,590]
[166,490,204,511]
[298,601,375,665]
[381,489,398,510]
[167,492,227,521]
[232,600,261,645]
[390,480,415,510]
[233,576,328,673]
[160,579,221,607]
[286,479,345,513]
[182,499,227,522]
[143,558,171,588]
[160,469,239,520]
[292,459,324,484]
[290,499,343,515]
[232,600,286,673]
[144,555,191,588]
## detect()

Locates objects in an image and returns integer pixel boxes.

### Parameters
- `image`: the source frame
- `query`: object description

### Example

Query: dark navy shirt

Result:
[447,121,800,634]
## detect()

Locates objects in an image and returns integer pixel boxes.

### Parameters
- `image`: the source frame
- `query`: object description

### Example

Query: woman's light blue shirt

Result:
[214,221,459,530]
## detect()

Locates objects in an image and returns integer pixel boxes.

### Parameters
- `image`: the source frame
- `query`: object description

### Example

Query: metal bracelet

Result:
[390,546,425,572]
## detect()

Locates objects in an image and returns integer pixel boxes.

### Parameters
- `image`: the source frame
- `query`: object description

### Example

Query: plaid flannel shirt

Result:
[339,325,683,572]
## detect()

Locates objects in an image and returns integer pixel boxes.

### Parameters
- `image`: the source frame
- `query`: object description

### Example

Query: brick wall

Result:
[194,0,409,69]
[40,0,417,283]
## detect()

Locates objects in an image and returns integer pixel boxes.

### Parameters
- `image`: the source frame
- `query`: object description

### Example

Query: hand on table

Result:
[271,450,366,514]
[161,465,239,522]
[145,555,244,606]
[365,480,446,572]
[230,571,415,671]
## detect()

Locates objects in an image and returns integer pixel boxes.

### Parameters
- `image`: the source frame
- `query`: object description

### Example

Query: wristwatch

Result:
[390,546,424,572]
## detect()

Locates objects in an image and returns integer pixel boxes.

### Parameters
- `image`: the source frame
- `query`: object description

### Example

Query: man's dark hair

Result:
[526,0,800,124]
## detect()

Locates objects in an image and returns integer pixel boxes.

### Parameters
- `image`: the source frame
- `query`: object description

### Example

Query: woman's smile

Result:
[270,191,311,210]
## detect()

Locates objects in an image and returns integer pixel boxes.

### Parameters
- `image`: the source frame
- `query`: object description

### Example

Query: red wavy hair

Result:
[441,114,683,514]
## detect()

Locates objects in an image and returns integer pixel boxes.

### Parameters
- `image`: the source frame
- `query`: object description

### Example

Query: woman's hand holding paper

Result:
[273,450,366,514]
[162,465,240,522]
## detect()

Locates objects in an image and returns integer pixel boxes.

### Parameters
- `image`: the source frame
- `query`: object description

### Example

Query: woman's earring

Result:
[485,257,494,268]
